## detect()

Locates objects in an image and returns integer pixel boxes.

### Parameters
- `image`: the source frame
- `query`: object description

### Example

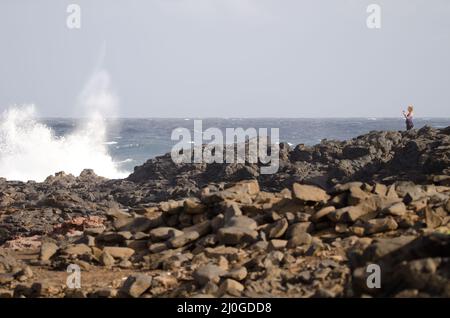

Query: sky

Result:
[0,0,449,118]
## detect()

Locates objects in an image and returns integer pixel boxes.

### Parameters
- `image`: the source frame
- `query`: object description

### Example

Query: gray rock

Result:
[311,206,336,222]
[425,207,443,229]
[102,247,135,259]
[293,183,330,202]
[286,222,313,238]
[62,244,92,256]
[99,251,115,267]
[287,232,312,248]
[385,202,407,216]
[218,279,244,296]
[39,242,59,261]
[183,198,206,214]
[168,231,200,248]
[120,274,152,298]
[362,217,398,235]
[193,264,227,286]
[149,227,183,242]
[265,218,288,239]
[217,227,258,245]
[225,216,257,230]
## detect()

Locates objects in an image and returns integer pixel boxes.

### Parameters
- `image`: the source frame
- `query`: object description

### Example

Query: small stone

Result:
[330,193,347,206]
[0,289,13,298]
[223,202,242,222]
[217,256,229,271]
[286,222,313,238]
[159,200,184,214]
[217,227,258,245]
[251,240,269,250]
[204,246,239,259]
[84,227,105,236]
[183,198,206,214]
[117,231,133,240]
[386,184,399,199]
[183,220,211,237]
[134,232,150,240]
[64,289,87,298]
[102,247,135,260]
[265,218,288,239]
[287,232,312,248]
[364,217,398,234]
[149,242,168,253]
[92,288,117,298]
[409,198,428,212]
[314,267,331,280]
[284,212,296,223]
[385,202,407,216]
[168,231,200,248]
[333,182,363,193]
[39,242,59,261]
[329,204,375,223]
[225,215,257,230]
[311,206,335,222]
[95,232,126,245]
[99,251,115,267]
[0,273,14,285]
[120,274,152,298]
[293,183,330,202]
[211,214,225,232]
[373,183,387,196]
[62,244,92,256]
[152,273,178,290]
[268,239,287,250]
[149,227,183,242]
[129,238,150,249]
[228,180,260,196]
[21,266,33,278]
[335,223,349,234]
[74,260,91,271]
[75,235,96,247]
[297,271,312,283]
[425,207,443,229]
[348,186,371,205]
[404,192,425,205]
[118,259,133,269]
[218,279,244,297]
[225,267,248,281]
[350,226,365,236]
[193,264,227,286]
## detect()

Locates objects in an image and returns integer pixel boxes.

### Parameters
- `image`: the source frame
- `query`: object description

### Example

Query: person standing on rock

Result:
[402,105,414,130]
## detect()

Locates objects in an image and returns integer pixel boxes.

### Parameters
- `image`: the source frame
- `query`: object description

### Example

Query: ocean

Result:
[44,117,450,173]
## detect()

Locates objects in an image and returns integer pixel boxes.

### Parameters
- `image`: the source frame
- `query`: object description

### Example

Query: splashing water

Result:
[0,71,128,181]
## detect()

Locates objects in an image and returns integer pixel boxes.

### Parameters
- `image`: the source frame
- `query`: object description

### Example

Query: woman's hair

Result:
[407,105,414,112]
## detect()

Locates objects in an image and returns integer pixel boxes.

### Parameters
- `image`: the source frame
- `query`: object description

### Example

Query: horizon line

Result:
[35,116,450,120]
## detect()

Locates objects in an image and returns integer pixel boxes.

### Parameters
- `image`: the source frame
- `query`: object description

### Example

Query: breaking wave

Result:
[0,70,128,181]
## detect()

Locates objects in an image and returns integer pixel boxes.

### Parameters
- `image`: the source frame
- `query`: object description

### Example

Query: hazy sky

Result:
[1,0,449,117]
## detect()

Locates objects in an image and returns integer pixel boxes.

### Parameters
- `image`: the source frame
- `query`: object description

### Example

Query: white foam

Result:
[0,70,128,182]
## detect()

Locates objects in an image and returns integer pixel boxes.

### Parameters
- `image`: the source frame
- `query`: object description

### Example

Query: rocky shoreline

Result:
[0,126,449,298]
